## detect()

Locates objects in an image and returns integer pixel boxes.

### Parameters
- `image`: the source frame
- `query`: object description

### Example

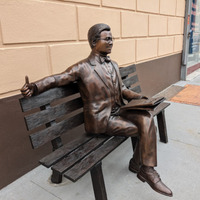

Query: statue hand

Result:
[140,95,148,99]
[20,76,35,98]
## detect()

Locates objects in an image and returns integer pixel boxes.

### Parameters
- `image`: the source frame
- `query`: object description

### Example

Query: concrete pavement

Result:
[0,73,200,200]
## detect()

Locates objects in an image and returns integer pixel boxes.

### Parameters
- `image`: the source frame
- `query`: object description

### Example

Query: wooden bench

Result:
[19,64,170,200]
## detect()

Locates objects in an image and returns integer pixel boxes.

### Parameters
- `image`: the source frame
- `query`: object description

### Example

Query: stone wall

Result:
[0,0,185,99]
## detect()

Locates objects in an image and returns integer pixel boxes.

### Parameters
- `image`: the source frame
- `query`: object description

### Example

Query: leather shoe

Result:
[137,166,173,197]
[129,158,141,173]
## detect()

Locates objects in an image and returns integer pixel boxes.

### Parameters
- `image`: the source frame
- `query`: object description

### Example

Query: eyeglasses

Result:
[99,37,115,43]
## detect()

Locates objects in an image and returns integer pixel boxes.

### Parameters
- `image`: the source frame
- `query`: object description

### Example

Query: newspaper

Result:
[120,96,166,111]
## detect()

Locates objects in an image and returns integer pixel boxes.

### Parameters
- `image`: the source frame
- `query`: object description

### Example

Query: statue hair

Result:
[88,23,111,49]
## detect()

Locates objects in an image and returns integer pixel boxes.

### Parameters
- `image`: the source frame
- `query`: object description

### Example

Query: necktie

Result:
[100,56,111,63]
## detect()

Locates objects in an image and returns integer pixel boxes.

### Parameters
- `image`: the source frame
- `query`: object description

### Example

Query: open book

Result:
[120,96,166,111]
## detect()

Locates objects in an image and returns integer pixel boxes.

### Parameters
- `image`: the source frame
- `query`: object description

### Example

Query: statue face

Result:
[94,30,113,56]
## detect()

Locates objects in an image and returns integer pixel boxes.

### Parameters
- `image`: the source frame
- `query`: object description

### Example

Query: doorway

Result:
[187,0,200,74]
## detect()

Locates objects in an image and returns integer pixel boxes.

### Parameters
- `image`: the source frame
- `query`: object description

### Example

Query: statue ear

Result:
[92,40,96,47]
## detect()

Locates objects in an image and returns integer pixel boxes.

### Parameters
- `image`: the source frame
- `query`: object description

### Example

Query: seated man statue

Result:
[21,23,172,197]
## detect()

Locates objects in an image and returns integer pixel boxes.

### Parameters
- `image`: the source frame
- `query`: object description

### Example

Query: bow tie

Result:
[100,56,111,63]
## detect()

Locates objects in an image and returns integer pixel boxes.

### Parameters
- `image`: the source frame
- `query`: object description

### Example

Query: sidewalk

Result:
[1,74,200,200]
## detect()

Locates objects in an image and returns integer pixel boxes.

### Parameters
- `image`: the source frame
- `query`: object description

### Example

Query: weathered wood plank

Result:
[119,64,136,78]
[19,83,79,112]
[64,136,127,182]
[123,75,139,88]
[30,112,84,149]
[149,102,170,117]
[25,97,83,130]
[40,133,94,167]
[40,104,63,151]
[130,85,141,93]
[52,136,111,173]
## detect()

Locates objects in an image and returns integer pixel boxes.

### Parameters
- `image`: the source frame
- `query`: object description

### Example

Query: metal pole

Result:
[181,0,192,80]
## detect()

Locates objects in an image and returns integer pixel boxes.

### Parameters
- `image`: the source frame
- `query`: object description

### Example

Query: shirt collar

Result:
[92,52,111,64]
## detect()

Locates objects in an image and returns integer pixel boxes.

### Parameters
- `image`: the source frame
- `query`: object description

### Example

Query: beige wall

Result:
[0,0,185,98]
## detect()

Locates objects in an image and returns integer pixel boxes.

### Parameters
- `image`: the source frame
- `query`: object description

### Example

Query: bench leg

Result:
[90,162,108,200]
[130,137,138,152]
[157,110,168,143]
[51,169,62,184]
[51,136,63,151]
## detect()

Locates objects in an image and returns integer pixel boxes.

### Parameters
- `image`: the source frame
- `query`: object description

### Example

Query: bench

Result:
[19,64,170,200]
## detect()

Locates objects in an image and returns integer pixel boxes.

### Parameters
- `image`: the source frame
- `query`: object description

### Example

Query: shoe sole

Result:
[128,166,138,174]
[137,173,173,197]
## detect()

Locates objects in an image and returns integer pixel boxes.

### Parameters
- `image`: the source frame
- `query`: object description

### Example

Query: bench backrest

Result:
[19,64,141,150]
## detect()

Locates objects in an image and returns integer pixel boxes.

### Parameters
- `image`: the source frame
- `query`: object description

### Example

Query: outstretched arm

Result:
[20,64,80,98]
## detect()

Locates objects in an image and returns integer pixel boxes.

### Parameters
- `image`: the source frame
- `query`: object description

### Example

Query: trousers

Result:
[104,109,157,167]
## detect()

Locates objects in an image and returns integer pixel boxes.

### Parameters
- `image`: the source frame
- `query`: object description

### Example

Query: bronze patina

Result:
[21,23,172,197]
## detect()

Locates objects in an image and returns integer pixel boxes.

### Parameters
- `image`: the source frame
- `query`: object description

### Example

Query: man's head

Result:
[88,23,114,56]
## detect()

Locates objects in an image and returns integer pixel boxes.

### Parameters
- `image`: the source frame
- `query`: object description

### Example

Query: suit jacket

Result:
[34,52,142,133]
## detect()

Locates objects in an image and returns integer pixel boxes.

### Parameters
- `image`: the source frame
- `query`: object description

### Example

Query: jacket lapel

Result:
[88,53,110,89]
[111,60,122,89]
[111,61,126,105]
[94,62,110,89]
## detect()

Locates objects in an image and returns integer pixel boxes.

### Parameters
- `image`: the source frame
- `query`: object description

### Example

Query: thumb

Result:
[25,75,29,84]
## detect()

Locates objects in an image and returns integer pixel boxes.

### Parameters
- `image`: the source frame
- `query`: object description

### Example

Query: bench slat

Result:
[40,133,94,167]
[64,136,128,182]
[119,64,136,78]
[19,83,79,112]
[149,102,170,117]
[30,112,84,149]
[52,136,111,173]
[123,75,139,88]
[130,85,141,93]
[25,97,83,130]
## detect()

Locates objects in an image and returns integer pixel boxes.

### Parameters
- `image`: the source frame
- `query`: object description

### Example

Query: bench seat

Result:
[19,64,170,200]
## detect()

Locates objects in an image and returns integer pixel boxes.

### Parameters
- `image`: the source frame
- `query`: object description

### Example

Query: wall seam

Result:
[159,13,184,17]
[102,6,136,12]
[173,36,175,53]
[122,35,176,39]
[135,0,137,12]
[0,40,81,48]
[0,89,20,99]
[0,20,4,45]
[135,39,137,62]
[46,45,53,75]
[120,11,122,39]
[159,0,160,15]
[167,16,169,36]
[175,0,178,16]
[135,10,163,15]
[42,0,101,7]
[135,51,181,64]
[76,6,80,41]
[136,55,158,64]
[0,0,185,98]
[181,18,184,34]
[148,15,149,37]
[45,0,174,13]
[0,33,184,48]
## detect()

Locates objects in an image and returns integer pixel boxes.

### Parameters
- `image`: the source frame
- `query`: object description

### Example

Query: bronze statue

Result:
[21,23,172,197]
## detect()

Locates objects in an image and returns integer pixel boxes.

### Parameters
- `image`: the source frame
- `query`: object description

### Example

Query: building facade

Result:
[0,0,185,189]
[181,0,200,78]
